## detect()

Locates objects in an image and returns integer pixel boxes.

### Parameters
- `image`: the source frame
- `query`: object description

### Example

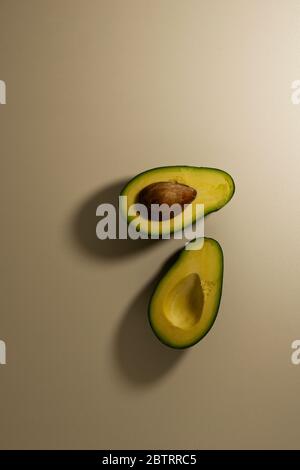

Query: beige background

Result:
[1,0,300,449]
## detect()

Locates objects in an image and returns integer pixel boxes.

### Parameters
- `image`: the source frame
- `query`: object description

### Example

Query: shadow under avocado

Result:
[72,179,186,383]
[71,178,160,260]
[113,251,187,385]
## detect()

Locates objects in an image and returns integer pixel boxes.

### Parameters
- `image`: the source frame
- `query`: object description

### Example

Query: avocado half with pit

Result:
[120,166,235,236]
[149,238,223,349]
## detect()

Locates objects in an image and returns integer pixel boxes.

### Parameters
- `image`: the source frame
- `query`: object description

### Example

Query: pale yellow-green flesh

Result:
[121,166,234,235]
[150,238,223,348]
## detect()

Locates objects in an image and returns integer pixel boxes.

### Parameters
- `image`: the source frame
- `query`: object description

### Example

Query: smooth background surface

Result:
[1,0,300,449]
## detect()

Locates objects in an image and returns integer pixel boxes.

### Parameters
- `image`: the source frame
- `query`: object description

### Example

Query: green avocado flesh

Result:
[149,238,223,349]
[120,166,235,236]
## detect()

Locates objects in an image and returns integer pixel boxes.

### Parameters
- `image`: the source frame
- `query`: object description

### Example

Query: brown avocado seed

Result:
[138,181,197,220]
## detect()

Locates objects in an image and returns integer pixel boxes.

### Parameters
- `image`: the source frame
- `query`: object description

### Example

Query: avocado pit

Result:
[138,181,197,220]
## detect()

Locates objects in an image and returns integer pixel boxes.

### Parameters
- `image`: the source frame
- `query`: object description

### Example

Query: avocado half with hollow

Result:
[120,166,235,236]
[149,238,223,349]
